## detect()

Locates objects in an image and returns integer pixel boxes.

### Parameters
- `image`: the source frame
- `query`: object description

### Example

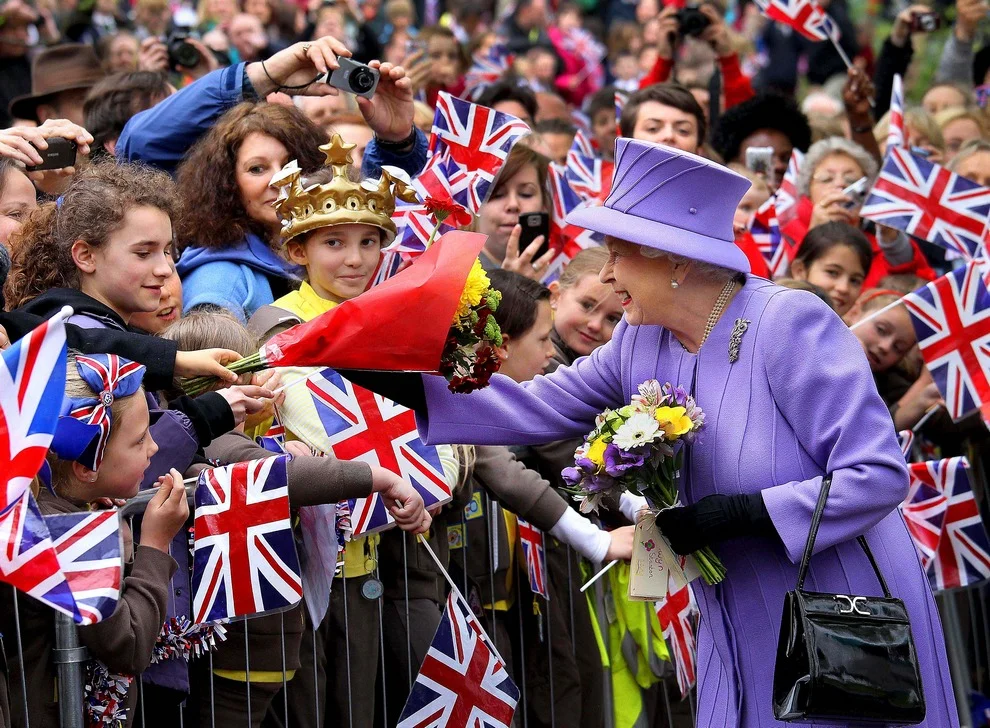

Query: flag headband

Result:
[51,354,146,472]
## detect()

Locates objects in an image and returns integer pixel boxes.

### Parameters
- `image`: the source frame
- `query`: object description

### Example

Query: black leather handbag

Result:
[772,475,926,724]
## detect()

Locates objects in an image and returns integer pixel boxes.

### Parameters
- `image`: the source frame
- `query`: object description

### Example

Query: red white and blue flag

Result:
[900,460,949,571]
[565,143,614,204]
[912,457,990,591]
[464,44,512,96]
[397,590,520,727]
[571,129,596,159]
[44,510,122,626]
[754,0,839,42]
[887,74,905,150]
[0,307,69,507]
[192,455,302,623]
[429,92,531,207]
[544,165,604,284]
[749,197,788,278]
[656,583,698,698]
[0,490,78,620]
[897,429,915,460]
[614,91,627,137]
[516,518,548,600]
[775,149,805,225]
[861,146,990,261]
[558,28,606,91]
[902,261,990,420]
[305,369,452,535]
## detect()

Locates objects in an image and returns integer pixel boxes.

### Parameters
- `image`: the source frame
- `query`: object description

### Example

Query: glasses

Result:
[811,174,862,186]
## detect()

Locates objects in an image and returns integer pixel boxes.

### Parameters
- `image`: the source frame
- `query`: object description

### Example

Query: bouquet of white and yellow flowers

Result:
[563,379,726,585]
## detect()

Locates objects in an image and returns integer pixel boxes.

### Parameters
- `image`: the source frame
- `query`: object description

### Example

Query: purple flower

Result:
[575,456,597,473]
[561,467,583,487]
[585,472,617,493]
[602,443,647,477]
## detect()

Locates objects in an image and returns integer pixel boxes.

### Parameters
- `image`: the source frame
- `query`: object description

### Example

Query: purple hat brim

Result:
[566,205,752,274]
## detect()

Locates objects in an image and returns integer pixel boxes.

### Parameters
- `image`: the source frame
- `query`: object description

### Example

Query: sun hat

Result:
[9,44,105,122]
[566,137,754,273]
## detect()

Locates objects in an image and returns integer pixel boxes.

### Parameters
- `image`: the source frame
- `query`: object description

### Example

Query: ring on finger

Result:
[302,42,312,53]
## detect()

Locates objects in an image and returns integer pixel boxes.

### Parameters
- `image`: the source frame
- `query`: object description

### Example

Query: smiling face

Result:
[236,132,290,229]
[808,152,866,205]
[791,244,866,316]
[853,305,916,372]
[478,163,545,263]
[551,273,624,356]
[599,238,673,327]
[91,392,158,499]
[76,205,176,321]
[287,223,383,304]
[499,299,556,383]
[128,260,183,333]
[631,101,700,153]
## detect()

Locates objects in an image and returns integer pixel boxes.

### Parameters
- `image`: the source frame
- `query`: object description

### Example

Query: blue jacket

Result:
[117,62,430,180]
[176,232,303,323]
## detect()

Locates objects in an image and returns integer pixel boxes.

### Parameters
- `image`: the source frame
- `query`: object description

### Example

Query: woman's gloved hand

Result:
[654,493,778,555]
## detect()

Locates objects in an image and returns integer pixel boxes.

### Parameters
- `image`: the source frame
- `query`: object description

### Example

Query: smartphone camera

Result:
[167,28,200,69]
[328,57,380,99]
[676,6,711,38]
[910,11,941,32]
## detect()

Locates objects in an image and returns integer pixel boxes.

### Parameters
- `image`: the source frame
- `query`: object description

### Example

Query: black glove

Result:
[336,369,428,412]
[654,493,778,555]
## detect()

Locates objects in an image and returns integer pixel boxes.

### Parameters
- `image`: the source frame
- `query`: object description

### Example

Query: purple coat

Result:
[417,276,957,727]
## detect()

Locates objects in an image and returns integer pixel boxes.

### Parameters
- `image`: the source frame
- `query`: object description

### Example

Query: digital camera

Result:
[328,57,380,99]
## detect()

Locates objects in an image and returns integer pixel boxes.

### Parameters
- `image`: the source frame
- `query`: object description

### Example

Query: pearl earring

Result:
[670,280,679,289]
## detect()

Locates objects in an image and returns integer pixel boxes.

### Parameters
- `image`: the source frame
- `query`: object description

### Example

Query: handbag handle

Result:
[795,474,892,598]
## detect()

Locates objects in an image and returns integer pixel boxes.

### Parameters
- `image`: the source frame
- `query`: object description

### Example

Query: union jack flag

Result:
[903,262,990,420]
[464,44,512,96]
[656,583,698,698]
[775,149,804,225]
[557,28,606,90]
[900,460,948,571]
[861,147,990,261]
[754,0,840,41]
[299,369,452,535]
[0,490,78,620]
[565,146,614,204]
[614,91,627,138]
[897,429,915,460]
[192,455,302,623]
[570,110,593,140]
[255,414,286,454]
[429,92,531,207]
[888,74,905,150]
[915,457,990,591]
[397,590,520,727]
[571,129,595,159]
[749,197,788,278]
[516,518,548,599]
[44,510,122,626]
[544,165,604,284]
[0,308,69,508]
[369,248,412,287]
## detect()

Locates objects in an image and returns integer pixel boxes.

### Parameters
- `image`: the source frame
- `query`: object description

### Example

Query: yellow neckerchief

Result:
[484,509,518,612]
[271,279,379,580]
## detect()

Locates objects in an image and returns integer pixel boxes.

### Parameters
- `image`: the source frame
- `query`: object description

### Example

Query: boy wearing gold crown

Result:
[247,135,459,728]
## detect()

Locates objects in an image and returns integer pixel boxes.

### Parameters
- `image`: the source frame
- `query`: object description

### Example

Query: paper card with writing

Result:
[629,519,671,601]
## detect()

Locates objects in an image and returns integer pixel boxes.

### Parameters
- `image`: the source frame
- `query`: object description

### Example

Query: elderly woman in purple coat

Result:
[350,138,958,726]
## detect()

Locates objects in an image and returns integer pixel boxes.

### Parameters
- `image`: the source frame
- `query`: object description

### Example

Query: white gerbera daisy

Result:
[612,413,660,450]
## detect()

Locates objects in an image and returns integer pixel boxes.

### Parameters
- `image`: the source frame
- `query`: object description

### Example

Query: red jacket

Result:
[734,231,771,278]
[639,53,755,110]
[781,197,936,289]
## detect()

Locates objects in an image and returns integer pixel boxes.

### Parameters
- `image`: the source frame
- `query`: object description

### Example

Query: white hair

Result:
[797,137,878,198]
[638,245,735,283]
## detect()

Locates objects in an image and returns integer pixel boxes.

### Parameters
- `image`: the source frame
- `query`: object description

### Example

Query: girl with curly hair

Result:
[173,102,330,323]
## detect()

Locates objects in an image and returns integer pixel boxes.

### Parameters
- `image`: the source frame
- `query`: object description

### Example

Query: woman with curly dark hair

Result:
[174,102,330,323]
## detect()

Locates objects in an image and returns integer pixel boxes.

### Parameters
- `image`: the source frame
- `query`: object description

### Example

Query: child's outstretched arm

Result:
[78,471,188,675]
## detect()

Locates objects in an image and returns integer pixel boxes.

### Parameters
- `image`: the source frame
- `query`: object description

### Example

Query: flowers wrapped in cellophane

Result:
[563,380,726,585]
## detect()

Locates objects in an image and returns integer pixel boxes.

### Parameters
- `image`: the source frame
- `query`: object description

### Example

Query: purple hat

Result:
[566,139,753,273]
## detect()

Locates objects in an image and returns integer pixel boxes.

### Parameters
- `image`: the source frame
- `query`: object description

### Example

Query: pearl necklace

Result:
[680,278,737,352]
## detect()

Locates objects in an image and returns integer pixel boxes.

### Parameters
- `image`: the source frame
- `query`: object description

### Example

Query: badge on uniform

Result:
[361,577,384,601]
[463,492,484,520]
[447,524,465,550]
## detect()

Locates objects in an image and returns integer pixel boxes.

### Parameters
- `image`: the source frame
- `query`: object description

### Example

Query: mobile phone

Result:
[25,136,77,171]
[519,212,551,261]
[909,11,941,32]
[840,177,868,209]
[909,146,932,159]
[745,146,773,177]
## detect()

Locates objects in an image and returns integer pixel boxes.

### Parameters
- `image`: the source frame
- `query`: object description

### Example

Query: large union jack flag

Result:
[754,0,839,41]
[656,583,698,698]
[516,518,548,600]
[398,590,520,727]
[1,308,69,508]
[775,149,804,225]
[429,92,531,207]
[543,165,605,284]
[44,510,122,626]
[299,368,452,536]
[192,455,301,623]
[900,460,949,571]
[749,197,789,278]
[0,490,78,620]
[887,74,905,150]
[902,262,990,420]
[861,147,990,261]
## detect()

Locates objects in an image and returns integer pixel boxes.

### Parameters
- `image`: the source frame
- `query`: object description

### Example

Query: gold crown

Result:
[271,134,419,244]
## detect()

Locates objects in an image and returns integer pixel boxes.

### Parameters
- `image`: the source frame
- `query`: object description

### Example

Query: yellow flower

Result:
[455,260,490,321]
[587,438,607,468]
[654,406,693,438]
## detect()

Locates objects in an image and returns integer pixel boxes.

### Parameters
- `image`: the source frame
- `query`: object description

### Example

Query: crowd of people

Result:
[0,0,988,724]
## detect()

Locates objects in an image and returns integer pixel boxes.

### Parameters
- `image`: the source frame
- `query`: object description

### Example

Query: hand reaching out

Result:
[502,224,556,281]
[371,466,431,534]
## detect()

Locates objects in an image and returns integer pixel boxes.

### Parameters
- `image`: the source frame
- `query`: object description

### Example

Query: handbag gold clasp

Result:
[834,595,871,615]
